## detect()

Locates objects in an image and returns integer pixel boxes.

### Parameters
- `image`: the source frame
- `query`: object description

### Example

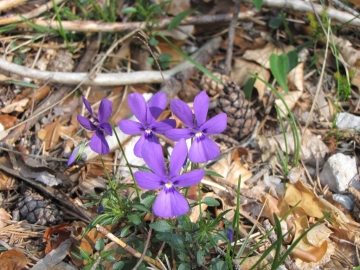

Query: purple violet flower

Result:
[166,91,227,163]
[119,92,176,158]
[134,138,204,218]
[77,97,113,155]
[227,226,233,243]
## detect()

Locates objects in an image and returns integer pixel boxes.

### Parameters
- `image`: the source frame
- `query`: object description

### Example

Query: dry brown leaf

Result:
[154,0,191,15]
[0,170,16,191]
[242,43,295,69]
[230,58,270,100]
[284,181,324,218]
[0,208,11,229]
[1,99,29,113]
[274,90,302,115]
[0,249,27,270]
[256,129,329,166]
[0,114,17,129]
[43,223,72,254]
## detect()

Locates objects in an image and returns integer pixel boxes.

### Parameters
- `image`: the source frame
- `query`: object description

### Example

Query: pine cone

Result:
[13,191,63,225]
[201,73,258,140]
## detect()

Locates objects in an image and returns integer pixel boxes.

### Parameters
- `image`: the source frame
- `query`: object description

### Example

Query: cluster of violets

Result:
[68,91,227,218]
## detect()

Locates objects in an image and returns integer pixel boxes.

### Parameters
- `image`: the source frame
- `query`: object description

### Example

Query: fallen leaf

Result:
[0,208,11,228]
[0,249,27,270]
[0,114,17,129]
[44,223,73,254]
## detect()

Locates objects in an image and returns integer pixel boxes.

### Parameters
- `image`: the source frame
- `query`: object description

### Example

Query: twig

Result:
[214,247,242,270]
[133,215,155,270]
[243,0,360,26]
[96,224,163,269]
[332,0,359,17]
[12,11,256,31]
[0,0,66,25]
[0,0,27,12]
[225,0,242,75]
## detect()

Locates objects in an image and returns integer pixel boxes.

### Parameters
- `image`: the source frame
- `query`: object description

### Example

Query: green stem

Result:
[99,155,123,208]
[112,127,141,199]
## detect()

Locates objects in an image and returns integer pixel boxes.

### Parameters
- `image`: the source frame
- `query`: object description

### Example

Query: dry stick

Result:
[133,215,155,270]
[13,10,256,31]
[243,0,360,26]
[225,0,242,75]
[0,0,66,25]
[331,0,359,17]
[96,224,163,269]
[0,0,27,12]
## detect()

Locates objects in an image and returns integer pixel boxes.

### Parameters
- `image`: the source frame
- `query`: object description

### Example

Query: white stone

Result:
[320,153,357,193]
[332,194,354,210]
[336,112,360,129]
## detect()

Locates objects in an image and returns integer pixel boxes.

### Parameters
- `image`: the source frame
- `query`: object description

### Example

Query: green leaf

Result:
[95,237,105,251]
[253,0,263,10]
[128,213,142,225]
[269,17,283,29]
[178,262,191,270]
[243,77,256,100]
[201,197,220,207]
[149,220,174,232]
[140,194,156,208]
[121,7,137,14]
[149,36,159,46]
[113,261,124,270]
[158,53,172,62]
[286,50,298,72]
[269,53,289,94]
[6,80,38,88]
[196,250,204,265]
[120,225,131,238]
[168,10,195,31]
[100,250,114,260]
[205,170,224,178]
[132,203,150,212]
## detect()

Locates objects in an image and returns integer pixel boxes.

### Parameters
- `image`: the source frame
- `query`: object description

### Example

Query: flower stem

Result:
[112,126,141,200]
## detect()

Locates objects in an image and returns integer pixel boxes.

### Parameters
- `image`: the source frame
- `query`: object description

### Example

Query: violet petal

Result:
[165,128,196,141]
[82,97,96,120]
[171,169,204,187]
[189,135,219,162]
[147,92,167,124]
[200,113,227,135]
[90,130,110,154]
[169,138,187,177]
[150,119,176,134]
[153,187,189,218]
[170,100,196,128]
[134,171,165,190]
[193,91,209,126]
[98,98,112,123]
[77,115,97,131]
[119,120,144,135]
[133,132,159,158]
[67,147,79,166]
[128,93,147,124]
[141,141,166,176]
[99,122,113,136]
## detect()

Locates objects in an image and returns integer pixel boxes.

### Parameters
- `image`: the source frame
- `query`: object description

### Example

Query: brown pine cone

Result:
[201,73,258,141]
[13,191,63,226]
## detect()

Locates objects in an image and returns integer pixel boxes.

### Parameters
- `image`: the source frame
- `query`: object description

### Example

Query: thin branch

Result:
[12,10,256,32]
[96,224,163,269]
[244,0,360,26]
[0,0,66,25]
[225,0,242,75]
[0,0,27,12]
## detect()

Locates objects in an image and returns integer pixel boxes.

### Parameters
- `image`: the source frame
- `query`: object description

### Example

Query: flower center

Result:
[165,182,172,188]
[144,128,153,139]
[195,131,203,137]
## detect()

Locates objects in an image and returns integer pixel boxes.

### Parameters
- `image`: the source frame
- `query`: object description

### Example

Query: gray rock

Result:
[336,112,360,129]
[320,153,357,193]
[332,194,354,210]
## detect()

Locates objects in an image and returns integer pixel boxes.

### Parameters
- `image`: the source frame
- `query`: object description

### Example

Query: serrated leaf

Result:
[270,53,289,94]
[196,250,204,265]
[95,237,105,251]
[253,0,263,10]
[205,170,224,178]
[128,213,142,225]
[149,220,174,232]
[168,10,195,31]
[201,197,220,207]
[140,194,156,208]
